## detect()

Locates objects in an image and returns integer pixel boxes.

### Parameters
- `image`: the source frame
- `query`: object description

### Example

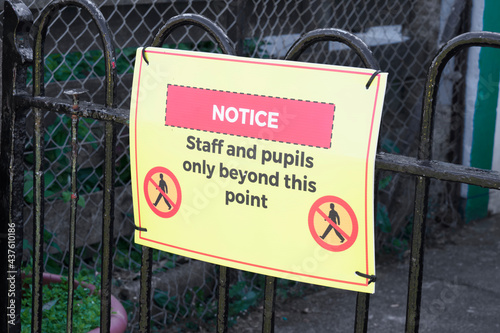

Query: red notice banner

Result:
[165,85,335,148]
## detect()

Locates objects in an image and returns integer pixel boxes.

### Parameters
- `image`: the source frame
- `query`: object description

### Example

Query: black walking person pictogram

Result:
[154,173,172,210]
[320,203,345,243]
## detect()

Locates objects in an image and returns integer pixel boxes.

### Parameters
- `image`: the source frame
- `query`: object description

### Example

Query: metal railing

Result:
[1,0,499,332]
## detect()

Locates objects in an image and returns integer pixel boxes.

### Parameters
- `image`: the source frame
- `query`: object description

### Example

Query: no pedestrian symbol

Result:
[308,196,358,251]
[144,166,181,218]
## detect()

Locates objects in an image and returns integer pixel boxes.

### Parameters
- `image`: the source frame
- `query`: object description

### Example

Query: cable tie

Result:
[142,47,149,65]
[365,70,381,89]
[355,271,376,284]
[135,225,147,232]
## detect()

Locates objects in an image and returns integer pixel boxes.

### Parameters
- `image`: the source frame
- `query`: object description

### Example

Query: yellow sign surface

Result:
[130,47,387,293]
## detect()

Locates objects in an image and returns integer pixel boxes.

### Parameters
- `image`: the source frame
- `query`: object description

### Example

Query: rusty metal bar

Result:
[101,120,117,333]
[216,266,230,333]
[262,276,277,333]
[376,152,500,189]
[405,31,500,333]
[138,246,153,333]
[32,11,46,332]
[14,94,129,125]
[0,2,32,332]
[16,94,500,190]
[66,112,79,333]
[64,89,84,333]
[31,111,45,332]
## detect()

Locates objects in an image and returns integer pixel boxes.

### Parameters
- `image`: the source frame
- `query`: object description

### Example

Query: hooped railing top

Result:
[419,31,500,161]
[23,1,119,333]
[32,0,117,107]
[2,1,500,333]
[285,28,380,70]
[151,13,236,54]
[403,30,500,333]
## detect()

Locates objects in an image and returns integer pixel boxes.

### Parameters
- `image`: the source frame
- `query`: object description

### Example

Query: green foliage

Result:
[113,238,142,272]
[23,229,67,275]
[227,275,264,324]
[378,175,392,190]
[164,41,221,53]
[380,138,401,154]
[377,201,412,255]
[243,38,271,58]
[376,203,392,233]
[21,270,102,333]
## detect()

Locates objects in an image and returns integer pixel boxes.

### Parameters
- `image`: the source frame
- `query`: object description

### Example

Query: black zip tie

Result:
[355,271,376,284]
[135,225,147,232]
[365,70,381,89]
[142,47,149,65]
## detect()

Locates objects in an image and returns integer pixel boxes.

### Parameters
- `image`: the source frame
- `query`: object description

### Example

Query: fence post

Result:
[0,1,32,332]
[405,31,500,333]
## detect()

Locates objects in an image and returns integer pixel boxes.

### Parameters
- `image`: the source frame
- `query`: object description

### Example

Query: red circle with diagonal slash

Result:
[308,196,358,252]
[144,166,181,218]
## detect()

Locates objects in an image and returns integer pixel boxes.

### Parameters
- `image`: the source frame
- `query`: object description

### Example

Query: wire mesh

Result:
[2,0,470,331]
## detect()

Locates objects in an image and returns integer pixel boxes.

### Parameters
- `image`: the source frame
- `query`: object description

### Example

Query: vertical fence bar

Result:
[216,266,230,333]
[228,0,251,56]
[285,29,379,333]
[404,31,500,333]
[66,110,79,333]
[138,246,153,333]
[354,293,370,333]
[32,1,48,330]
[0,2,32,332]
[101,120,116,333]
[32,2,118,331]
[147,14,236,332]
[405,176,429,333]
[95,0,118,329]
[31,88,45,333]
[353,172,380,333]
[101,41,117,329]
[262,276,276,333]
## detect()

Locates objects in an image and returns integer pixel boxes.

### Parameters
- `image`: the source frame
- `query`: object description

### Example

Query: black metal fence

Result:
[1,0,500,332]
[5,0,472,273]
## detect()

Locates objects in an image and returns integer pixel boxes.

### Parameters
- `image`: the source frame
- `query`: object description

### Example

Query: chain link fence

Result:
[2,0,470,331]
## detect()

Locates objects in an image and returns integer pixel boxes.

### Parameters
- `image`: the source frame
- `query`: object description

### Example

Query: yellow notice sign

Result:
[130,47,387,293]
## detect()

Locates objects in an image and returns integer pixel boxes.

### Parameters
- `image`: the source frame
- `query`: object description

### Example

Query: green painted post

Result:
[466,0,500,221]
